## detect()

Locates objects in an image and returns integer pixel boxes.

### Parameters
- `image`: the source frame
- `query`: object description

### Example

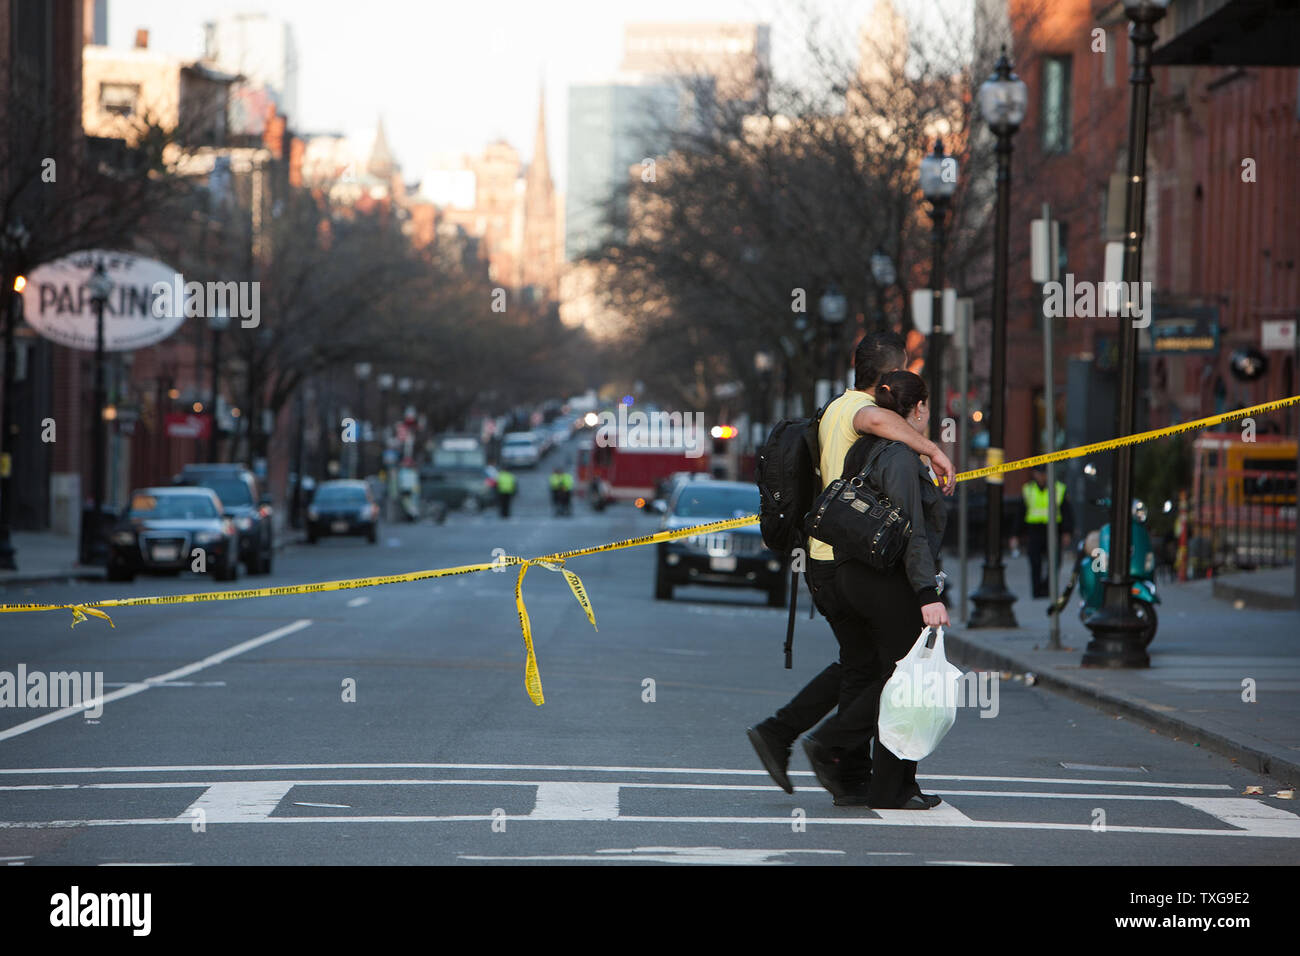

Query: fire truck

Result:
[575,432,711,510]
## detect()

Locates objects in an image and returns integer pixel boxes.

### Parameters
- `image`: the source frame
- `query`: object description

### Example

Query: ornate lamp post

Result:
[818,283,848,394]
[207,309,230,461]
[0,218,31,570]
[969,47,1028,629]
[83,261,115,565]
[354,362,372,478]
[870,247,895,333]
[919,138,957,438]
[1083,0,1170,667]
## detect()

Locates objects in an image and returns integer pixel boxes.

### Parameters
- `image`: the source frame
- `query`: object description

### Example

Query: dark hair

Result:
[874,370,929,417]
[854,331,907,390]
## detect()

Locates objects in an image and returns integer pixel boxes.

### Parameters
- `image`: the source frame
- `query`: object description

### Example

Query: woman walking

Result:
[802,369,950,809]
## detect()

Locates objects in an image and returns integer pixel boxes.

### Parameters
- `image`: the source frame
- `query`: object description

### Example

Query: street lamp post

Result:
[870,248,896,333]
[0,218,31,570]
[969,47,1028,629]
[355,362,371,479]
[819,283,848,394]
[1083,0,1169,667]
[207,310,229,461]
[84,261,114,565]
[919,139,957,439]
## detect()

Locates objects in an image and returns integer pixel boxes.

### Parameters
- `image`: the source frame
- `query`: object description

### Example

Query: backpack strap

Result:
[783,400,834,669]
[783,562,798,668]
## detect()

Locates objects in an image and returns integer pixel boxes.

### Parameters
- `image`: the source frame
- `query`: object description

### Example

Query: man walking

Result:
[496,467,517,518]
[1010,465,1072,598]
[746,331,955,802]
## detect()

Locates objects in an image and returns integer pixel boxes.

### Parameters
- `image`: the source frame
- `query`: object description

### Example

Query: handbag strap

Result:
[844,439,897,489]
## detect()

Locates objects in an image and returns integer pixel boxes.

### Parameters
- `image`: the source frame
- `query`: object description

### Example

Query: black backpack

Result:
[756,402,829,668]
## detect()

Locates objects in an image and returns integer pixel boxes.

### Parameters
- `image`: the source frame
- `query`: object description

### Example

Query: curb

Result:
[0,570,107,588]
[1211,576,1297,612]
[945,631,1300,786]
[1,534,300,588]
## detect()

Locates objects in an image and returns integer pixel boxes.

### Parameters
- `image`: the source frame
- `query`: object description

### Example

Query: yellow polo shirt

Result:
[809,390,876,562]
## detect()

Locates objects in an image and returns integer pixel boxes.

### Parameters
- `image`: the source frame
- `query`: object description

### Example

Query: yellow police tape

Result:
[3,393,1297,705]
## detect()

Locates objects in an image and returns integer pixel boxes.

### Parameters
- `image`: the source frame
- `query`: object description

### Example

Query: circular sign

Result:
[1229,347,1269,382]
[22,249,185,352]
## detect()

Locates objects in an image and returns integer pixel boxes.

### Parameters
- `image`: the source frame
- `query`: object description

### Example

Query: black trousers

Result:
[1025,523,1067,598]
[808,561,926,806]
[766,561,847,744]
[497,491,514,517]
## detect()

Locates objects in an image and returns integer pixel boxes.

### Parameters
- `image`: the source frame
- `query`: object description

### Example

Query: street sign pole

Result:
[1033,206,1062,649]
[957,298,972,624]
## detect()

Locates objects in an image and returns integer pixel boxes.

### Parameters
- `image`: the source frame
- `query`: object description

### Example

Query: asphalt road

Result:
[1,439,1298,866]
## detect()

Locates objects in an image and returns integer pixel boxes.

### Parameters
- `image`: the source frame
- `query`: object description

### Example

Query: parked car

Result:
[176,463,274,574]
[108,487,239,582]
[421,437,494,513]
[307,479,379,543]
[500,431,542,468]
[655,480,785,606]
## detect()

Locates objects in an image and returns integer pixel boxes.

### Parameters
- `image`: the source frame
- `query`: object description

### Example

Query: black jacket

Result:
[837,435,947,604]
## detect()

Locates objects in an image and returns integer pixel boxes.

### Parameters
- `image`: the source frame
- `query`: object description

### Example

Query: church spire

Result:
[526,85,550,191]
[367,114,398,180]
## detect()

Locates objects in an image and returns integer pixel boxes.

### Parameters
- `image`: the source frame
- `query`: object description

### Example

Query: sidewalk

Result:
[0,531,104,587]
[1211,565,1297,611]
[944,551,1300,785]
[0,513,301,589]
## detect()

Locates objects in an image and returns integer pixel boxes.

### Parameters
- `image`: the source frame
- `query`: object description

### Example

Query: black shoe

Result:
[802,736,847,799]
[833,783,874,807]
[870,793,942,810]
[746,725,794,794]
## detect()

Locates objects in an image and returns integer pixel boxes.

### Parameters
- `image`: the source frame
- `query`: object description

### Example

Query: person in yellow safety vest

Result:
[1010,465,1073,599]
[548,467,574,515]
[495,467,517,519]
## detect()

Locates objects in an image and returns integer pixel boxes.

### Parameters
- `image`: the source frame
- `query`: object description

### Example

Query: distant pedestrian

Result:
[549,467,573,516]
[1010,465,1072,599]
[496,467,517,518]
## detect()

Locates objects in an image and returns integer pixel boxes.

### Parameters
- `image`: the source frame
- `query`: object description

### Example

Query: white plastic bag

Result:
[877,626,964,761]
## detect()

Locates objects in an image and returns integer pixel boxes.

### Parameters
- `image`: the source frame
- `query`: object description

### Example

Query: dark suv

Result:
[176,463,274,574]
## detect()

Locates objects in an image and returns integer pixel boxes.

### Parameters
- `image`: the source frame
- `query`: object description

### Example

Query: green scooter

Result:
[1048,497,1159,646]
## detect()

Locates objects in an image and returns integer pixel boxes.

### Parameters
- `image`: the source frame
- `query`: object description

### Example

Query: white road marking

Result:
[346,597,370,608]
[0,763,1235,789]
[0,619,313,743]
[871,803,974,826]
[0,815,1289,837]
[181,782,295,823]
[293,802,351,809]
[459,847,844,865]
[0,781,1242,797]
[1174,797,1300,838]
[530,782,620,820]
[101,681,226,689]
[0,775,1292,837]
[927,860,1013,866]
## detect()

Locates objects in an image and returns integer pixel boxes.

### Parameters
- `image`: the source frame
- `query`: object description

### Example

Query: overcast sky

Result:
[107,0,968,188]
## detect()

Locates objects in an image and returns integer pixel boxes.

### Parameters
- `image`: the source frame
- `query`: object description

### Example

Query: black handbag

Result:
[803,441,911,571]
